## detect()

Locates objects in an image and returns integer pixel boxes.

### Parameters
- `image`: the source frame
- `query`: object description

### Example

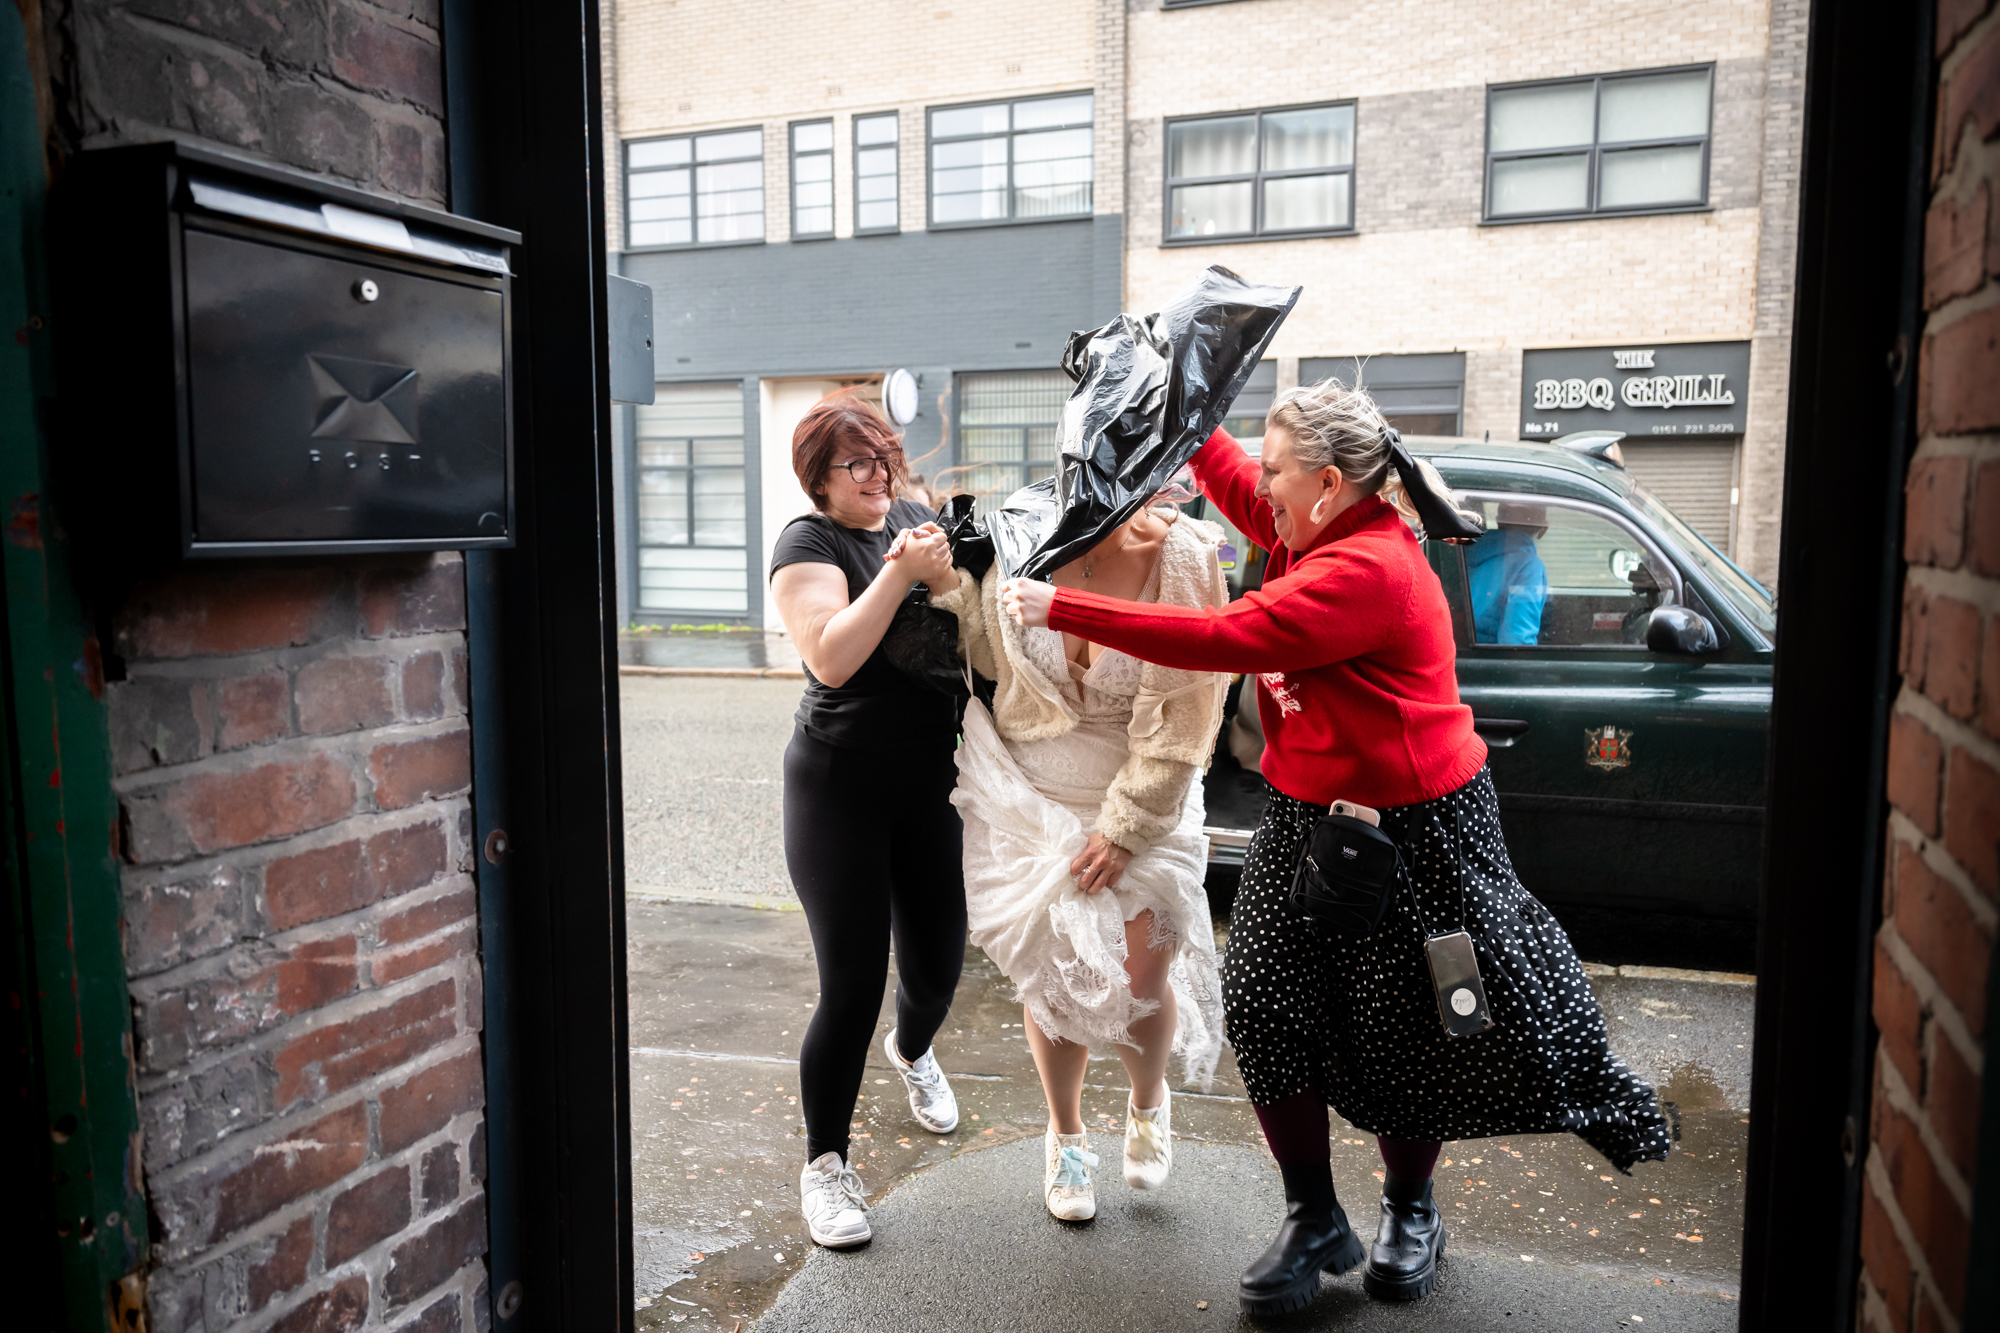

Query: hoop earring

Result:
[1309,497,1327,525]
[1154,501,1182,525]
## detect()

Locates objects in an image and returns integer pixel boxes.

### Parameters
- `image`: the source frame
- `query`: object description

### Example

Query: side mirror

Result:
[1646,605,1721,655]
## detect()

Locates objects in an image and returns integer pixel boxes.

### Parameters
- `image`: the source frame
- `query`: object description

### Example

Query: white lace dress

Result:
[953,626,1226,1089]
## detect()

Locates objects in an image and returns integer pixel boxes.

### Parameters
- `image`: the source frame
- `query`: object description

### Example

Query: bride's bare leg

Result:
[1025,1007,1090,1134]
[1116,909,1177,1109]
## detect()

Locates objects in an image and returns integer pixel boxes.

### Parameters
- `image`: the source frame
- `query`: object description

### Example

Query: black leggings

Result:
[783,724,966,1162]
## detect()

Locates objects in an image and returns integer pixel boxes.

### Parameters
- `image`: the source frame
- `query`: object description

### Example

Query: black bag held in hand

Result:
[878,496,990,698]
[1289,806,1403,936]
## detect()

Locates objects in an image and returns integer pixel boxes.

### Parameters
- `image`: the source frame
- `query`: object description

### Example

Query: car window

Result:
[1463,497,1671,648]
[1626,483,1778,642]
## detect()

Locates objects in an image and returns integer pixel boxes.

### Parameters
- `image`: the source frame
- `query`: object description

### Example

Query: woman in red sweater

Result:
[1005,381,1668,1316]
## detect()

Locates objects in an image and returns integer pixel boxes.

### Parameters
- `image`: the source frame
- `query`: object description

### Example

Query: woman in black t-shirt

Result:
[768,393,967,1251]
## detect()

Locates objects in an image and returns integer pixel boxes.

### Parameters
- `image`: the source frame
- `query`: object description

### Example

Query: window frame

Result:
[628,382,754,621]
[1161,99,1359,246]
[1446,490,1684,653]
[925,90,1096,231]
[1481,63,1715,226]
[852,111,901,236]
[950,368,1073,511]
[623,127,767,252]
[789,119,835,241]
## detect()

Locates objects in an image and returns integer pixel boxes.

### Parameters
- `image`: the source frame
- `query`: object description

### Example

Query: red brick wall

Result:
[29,3,491,1328]
[112,556,483,1333]
[1861,2,2000,1328]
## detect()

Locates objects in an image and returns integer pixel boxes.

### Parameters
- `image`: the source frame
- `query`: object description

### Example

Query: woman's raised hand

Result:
[885,522,956,588]
[1001,577,1057,628]
[1070,831,1133,893]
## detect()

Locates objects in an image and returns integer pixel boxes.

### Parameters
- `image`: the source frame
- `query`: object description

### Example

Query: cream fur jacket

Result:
[929,515,1231,856]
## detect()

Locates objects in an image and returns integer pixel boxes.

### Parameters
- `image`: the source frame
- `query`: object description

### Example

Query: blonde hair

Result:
[1267,379,1479,536]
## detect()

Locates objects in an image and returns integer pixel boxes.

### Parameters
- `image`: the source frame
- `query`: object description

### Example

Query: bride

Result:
[925,494,1229,1221]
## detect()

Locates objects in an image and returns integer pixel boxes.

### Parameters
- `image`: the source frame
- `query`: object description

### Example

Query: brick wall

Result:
[112,557,484,1333]
[33,3,488,1329]
[1859,2,2000,1329]
[1115,0,1798,579]
[45,0,449,204]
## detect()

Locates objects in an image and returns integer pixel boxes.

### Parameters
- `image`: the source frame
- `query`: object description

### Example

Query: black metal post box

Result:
[52,143,519,561]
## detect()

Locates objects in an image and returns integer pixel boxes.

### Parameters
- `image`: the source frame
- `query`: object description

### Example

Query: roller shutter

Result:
[1620,439,1738,555]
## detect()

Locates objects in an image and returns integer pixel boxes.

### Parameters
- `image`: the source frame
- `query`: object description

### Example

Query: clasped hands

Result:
[881,522,957,591]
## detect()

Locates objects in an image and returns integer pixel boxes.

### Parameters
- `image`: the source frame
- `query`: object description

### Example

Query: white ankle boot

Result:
[1123,1089,1172,1190]
[1044,1128,1098,1221]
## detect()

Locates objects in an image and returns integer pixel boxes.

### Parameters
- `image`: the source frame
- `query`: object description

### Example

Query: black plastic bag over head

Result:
[986,266,1301,581]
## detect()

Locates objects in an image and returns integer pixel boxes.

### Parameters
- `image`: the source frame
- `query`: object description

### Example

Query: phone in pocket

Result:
[1424,930,1495,1037]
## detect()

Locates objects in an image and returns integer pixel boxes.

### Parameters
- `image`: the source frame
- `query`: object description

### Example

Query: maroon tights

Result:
[1253,1091,1440,1197]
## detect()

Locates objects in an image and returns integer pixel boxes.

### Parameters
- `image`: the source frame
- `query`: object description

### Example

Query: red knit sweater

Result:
[1047,430,1487,810]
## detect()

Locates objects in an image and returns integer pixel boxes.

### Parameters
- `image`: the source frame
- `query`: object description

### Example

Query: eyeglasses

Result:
[828,456,890,484]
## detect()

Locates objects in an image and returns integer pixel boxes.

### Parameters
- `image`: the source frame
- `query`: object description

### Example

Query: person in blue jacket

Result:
[1466,503,1549,645]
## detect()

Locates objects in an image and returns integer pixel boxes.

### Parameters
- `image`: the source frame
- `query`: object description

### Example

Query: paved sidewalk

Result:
[628,900,1750,1331]
[759,1135,1737,1333]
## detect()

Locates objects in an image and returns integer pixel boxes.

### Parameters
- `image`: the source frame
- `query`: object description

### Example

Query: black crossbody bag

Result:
[1288,808,1403,936]
[1289,800,1497,1037]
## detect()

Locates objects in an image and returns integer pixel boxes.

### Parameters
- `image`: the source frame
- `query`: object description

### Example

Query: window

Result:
[854,113,899,233]
[790,121,834,238]
[1219,360,1276,455]
[626,128,764,248]
[1302,353,1465,436]
[1459,494,1677,648]
[953,370,1071,512]
[1165,103,1354,241]
[929,93,1093,226]
[635,384,749,614]
[1485,66,1712,221]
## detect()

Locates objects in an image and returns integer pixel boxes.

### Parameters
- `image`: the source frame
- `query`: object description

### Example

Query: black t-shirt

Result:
[769,498,959,751]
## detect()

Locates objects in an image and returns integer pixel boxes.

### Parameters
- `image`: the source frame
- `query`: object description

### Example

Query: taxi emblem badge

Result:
[1585,725,1633,771]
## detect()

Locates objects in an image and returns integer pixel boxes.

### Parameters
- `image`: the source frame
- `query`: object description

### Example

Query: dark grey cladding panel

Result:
[624,215,1125,379]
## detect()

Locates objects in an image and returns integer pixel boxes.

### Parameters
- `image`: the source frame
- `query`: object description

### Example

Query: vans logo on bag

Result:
[1340,845,1360,859]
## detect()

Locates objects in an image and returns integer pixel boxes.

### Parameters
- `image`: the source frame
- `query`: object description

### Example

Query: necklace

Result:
[1082,562,1092,580]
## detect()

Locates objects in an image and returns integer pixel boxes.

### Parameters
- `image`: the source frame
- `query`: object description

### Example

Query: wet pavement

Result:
[625,899,1753,1331]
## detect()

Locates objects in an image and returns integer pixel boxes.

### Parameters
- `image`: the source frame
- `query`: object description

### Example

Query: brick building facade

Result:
[20,3,488,1330]
[1862,1,2000,1326]
[604,0,1804,634]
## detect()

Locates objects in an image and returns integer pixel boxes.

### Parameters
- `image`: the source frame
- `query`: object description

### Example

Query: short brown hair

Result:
[792,391,906,510]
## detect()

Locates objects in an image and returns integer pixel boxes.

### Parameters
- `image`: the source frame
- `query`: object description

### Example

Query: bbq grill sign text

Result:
[1518,340,1752,439]
[1531,371,1738,412]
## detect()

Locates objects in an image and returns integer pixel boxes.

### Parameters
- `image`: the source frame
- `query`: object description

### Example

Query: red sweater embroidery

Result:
[1046,430,1487,810]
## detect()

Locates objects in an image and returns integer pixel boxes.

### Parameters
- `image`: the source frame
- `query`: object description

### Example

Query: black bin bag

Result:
[985,265,1301,582]
[880,494,984,697]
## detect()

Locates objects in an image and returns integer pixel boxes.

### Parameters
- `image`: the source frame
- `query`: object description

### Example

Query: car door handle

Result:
[1474,717,1531,747]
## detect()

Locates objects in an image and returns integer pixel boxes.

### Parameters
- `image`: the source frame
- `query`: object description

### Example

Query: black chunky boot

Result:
[1363,1179,1445,1300]
[1238,1162,1366,1316]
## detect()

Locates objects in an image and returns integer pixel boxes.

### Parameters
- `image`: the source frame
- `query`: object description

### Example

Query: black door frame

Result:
[435,0,1947,1328]
[441,1,633,1328]
[1738,0,1936,1326]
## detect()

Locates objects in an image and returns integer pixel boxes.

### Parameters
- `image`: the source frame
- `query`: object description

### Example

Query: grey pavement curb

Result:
[620,665,807,679]
[754,1137,1740,1332]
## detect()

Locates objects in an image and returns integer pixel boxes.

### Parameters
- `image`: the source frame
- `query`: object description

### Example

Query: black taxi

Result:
[1198,432,1776,921]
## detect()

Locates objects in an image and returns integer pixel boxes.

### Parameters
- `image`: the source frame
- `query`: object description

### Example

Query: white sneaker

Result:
[1044,1128,1099,1222]
[883,1028,959,1134]
[1123,1089,1172,1190]
[799,1152,871,1248]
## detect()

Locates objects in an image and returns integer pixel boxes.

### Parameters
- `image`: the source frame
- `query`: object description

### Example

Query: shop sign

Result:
[1519,340,1751,440]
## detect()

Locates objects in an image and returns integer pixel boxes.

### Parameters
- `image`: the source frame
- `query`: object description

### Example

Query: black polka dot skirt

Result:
[1222,766,1672,1173]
